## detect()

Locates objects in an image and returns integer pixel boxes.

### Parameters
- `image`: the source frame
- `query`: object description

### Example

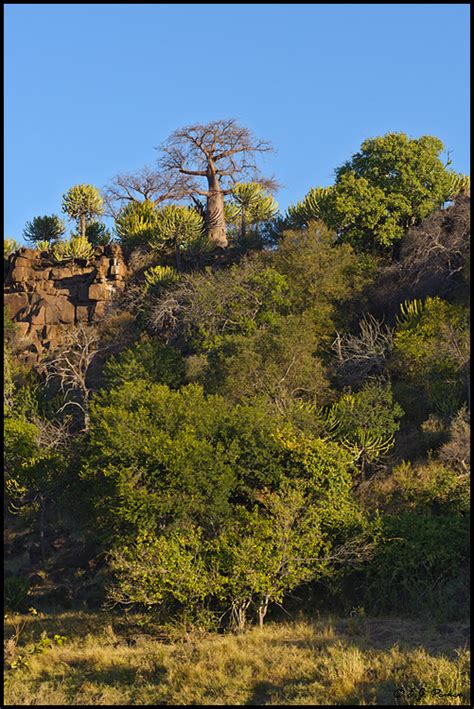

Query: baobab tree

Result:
[159,119,275,248]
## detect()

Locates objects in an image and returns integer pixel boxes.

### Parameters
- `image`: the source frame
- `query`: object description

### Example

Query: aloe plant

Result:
[52,236,95,264]
[144,265,180,289]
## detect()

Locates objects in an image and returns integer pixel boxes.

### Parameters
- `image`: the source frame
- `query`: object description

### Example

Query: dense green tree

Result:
[62,184,104,238]
[23,215,66,245]
[203,312,332,410]
[84,382,237,535]
[272,221,377,316]
[364,511,469,617]
[4,415,69,563]
[212,481,330,629]
[289,133,461,252]
[109,527,220,620]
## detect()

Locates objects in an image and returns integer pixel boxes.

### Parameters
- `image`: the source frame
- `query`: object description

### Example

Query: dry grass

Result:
[4,611,470,705]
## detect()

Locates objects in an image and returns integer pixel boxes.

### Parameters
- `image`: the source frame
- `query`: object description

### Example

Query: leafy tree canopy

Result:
[23,215,66,245]
[289,133,463,252]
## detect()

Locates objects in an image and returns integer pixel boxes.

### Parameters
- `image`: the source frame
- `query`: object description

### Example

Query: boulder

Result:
[93,300,108,319]
[75,305,90,322]
[89,282,111,301]
[56,297,76,324]
[29,299,60,325]
[13,256,35,269]
[11,266,31,282]
[110,261,127,278]
[18,248,38,260]
[4,291,29,319]
[14,321,31,338]
[51,267,73,280]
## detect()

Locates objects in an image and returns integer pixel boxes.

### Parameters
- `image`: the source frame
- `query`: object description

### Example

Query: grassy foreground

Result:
[3,610,470,705]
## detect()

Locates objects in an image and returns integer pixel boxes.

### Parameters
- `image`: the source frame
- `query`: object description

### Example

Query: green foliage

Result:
[147,204,207,262]
[115,199,159,248]
[445,172,470,199]
[4,576,30,612]
[84,382,237,534]
[23,215,66,245]
[226,182,278,250]
[325,381,404,468]
[4,417,40,479]
[144,265,180,289]
[84,379,361,545]
[52,235,95,264]
[103,338,185,389]
[392,297,469,415]
[203,312,331,408]
[387,460,470,514]
[34,240,50,252]
[4,414,67,503]
[4,238,20,258]
[287,186,332,227]
[395,298,424,327]
[365,511,469,618]
[274,429,362,539]
[293,133,458,251]
[153,257,290,352]
[272,221,377,316]
[213,481,330,627]
[84,221,113,246]
[109,527,219,611]
[62,184,104,238]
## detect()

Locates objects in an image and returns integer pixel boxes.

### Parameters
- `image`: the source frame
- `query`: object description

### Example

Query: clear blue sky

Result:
[4,3,470,243]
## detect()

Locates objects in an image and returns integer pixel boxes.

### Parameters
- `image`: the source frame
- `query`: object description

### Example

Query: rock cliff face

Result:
[4,243,127,364]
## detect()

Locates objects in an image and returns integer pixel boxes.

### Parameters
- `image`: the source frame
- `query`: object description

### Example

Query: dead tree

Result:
[45,324,106,431]
[159,119,275,248]
[332,313,394,384]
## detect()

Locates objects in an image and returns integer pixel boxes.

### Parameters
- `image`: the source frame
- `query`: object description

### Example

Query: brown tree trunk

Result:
[257,595,270,628]
[39,494,47,565]
[206,168,228,248]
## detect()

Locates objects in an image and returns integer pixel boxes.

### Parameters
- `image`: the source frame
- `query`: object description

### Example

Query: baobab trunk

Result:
[206,168,228,248]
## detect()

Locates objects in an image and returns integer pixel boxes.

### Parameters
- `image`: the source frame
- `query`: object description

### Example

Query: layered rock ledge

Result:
[4,244,127,364]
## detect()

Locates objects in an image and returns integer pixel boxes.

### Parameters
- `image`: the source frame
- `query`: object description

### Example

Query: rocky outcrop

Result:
[4,243,127,364]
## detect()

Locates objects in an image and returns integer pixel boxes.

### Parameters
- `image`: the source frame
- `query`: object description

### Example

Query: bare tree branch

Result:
[45,324,107,431]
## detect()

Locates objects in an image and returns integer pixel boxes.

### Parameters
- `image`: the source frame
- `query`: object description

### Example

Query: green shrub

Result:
[103,339,185,389]
[364,511,469,619]
[84,221,113,246]
[4,576,30,612]
[144,265,180,289]
[34,240,50,252]
[392,297,469,416]
[52,236,95,264]
[4,238,20,259]
[115,200,159,249]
